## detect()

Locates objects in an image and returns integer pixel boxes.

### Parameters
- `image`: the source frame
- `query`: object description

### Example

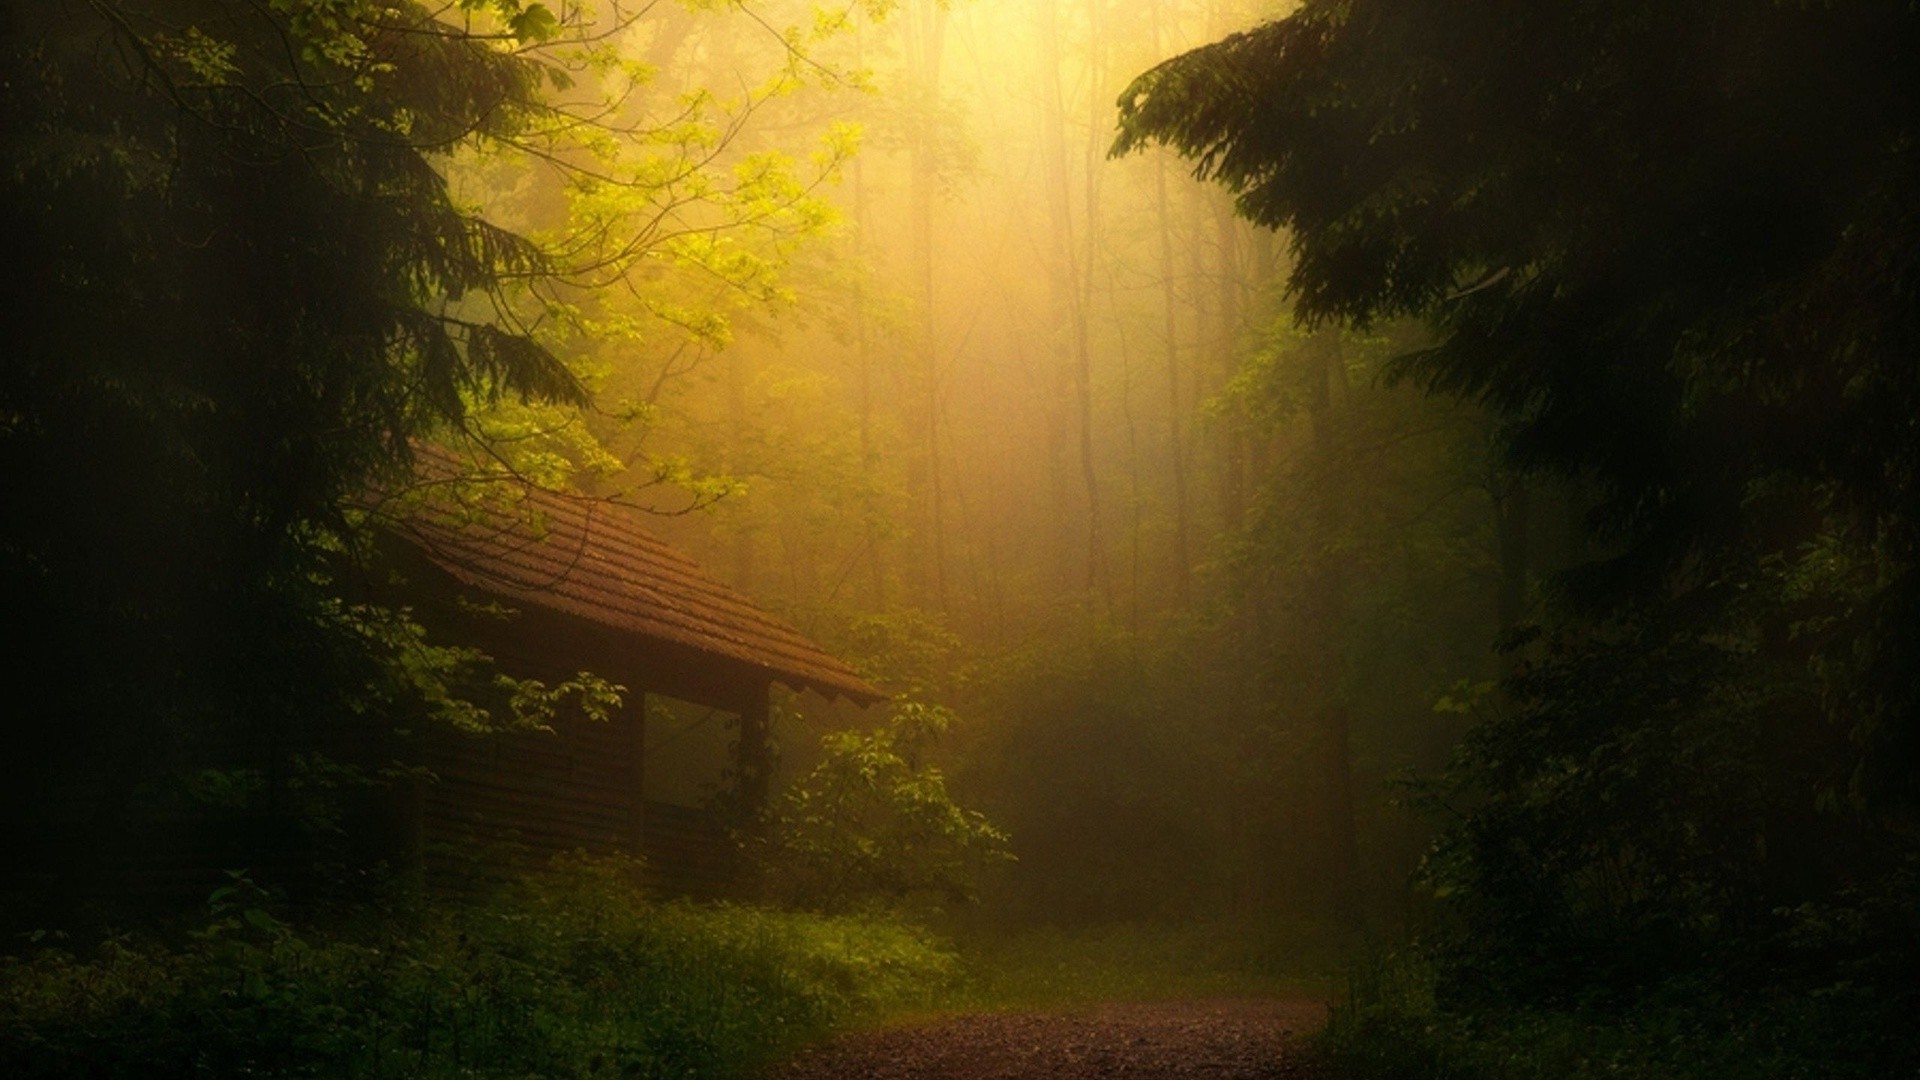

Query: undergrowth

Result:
[1307,947,1918,1080]
[0,856,958,1079]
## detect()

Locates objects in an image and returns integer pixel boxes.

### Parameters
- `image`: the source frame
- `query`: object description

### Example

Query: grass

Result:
[0,858,959,1079]
[944,917,1347,1012]
[3,862,1362,1077]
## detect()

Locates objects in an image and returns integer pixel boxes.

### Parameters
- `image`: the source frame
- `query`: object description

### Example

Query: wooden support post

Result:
[735,682,773,836]
[627,691,648,870]
[389,724,427,886]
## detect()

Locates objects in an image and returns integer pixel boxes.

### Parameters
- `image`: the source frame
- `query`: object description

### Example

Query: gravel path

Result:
[761,998,1328,1079]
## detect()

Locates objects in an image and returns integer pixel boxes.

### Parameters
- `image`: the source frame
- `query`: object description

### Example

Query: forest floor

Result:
[758,997,1328,1079]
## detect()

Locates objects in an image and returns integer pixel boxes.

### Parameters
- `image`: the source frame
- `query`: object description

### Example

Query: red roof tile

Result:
[384,447,883,706]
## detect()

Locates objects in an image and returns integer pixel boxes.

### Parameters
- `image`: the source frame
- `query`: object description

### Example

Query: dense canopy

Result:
[4,0,1919,1073]
[1117,1,1920,556]
[1,0,589,847]
[1117,0,1920,1011]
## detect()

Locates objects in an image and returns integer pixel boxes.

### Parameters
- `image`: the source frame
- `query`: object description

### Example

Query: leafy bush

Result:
[1310,946,1920,1080]
[757,701,1012,915]
[0,857,958,1078]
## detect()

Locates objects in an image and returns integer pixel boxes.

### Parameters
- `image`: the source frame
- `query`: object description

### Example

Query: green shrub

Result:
[757,701,1012,915]
[1310,946,1919,1080]
[0,857,958,1078]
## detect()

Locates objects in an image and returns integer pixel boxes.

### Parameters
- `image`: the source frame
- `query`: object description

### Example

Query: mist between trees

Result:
[5,0,1918,1076]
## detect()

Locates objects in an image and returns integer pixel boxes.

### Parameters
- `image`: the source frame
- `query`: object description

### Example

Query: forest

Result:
[2,0,1916,1077]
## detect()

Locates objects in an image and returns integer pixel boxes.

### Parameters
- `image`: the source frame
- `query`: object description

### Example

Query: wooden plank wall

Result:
[419,700,637,887]
[416,701,747,901]
[371,550,755,899]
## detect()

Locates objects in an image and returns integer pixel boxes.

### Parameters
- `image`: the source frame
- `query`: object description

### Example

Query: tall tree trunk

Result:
[1306,330,1361,924]
[1155,161,1192,601]
[1184,182,1223,536]
[1213,191,1247,537]
[727,344,755,592]
[1149,0,1193,605]
[852,21,886,608]
[905,0,948,611]
[1076,0,1110,604]
[1040,0,1108,604]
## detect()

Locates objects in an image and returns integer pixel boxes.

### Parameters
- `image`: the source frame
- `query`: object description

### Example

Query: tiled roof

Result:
[383,447,883,706]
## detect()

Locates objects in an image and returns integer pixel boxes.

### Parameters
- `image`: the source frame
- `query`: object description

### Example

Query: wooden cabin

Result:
[372,452,884,896]
[0,452,872,923]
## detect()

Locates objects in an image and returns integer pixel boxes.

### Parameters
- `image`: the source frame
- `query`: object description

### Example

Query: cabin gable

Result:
[374,452,882,896]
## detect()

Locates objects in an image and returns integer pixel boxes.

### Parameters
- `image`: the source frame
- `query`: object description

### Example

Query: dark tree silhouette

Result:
[1,0,589,877]
[1115,0,1920,1009]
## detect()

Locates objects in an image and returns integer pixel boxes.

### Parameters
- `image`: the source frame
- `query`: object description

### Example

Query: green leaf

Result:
[509,3,558,43]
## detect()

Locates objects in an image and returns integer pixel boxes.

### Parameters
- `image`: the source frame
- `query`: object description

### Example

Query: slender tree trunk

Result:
[1075,0,1110,604]
[727,344,755,592]
[1184,182,1222,535]
[1321,703,1361,916]
[1149,0,1193,604]
[1306,330,1361,924]
[1037,0,1073,593]
[905,0,948,611]
[852,22,886,607]
[1155,163,1192,601]
[1040,0,1105,602]
[1214,191,1247,537]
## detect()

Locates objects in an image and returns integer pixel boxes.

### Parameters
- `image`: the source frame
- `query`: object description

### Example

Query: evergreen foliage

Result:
[1115,0,1920,1047]
[0,0,863,904]
[0,0,596,878]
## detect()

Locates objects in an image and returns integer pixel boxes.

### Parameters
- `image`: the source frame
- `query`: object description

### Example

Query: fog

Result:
[12,0,1913,1072]
[530,0,1501,933]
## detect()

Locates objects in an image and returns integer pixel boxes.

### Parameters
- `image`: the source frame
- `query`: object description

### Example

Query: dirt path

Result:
[761,998,1327,1079]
